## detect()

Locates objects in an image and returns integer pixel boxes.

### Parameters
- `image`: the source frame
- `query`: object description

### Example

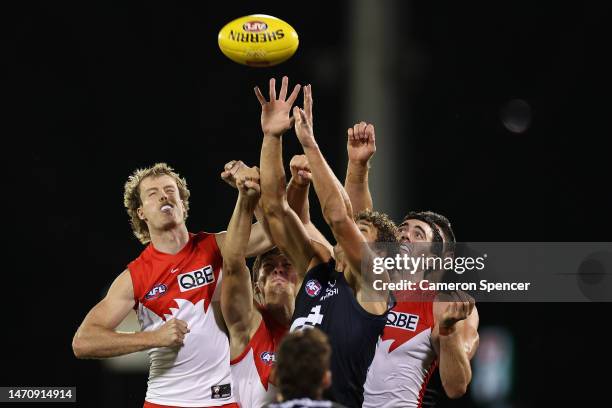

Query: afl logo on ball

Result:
[243,21,268,32]
[305,279,322,297]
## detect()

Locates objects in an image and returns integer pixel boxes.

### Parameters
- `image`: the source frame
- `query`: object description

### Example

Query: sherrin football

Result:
[218,15,299,67]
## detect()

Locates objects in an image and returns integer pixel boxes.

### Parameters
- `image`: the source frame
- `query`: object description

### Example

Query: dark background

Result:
[4,1,611,407]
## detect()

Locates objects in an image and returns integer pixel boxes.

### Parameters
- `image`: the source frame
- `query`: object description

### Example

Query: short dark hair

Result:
[403,211,456,256]
[355,209,398,243]
[276,329,331,401]
[418,211,456,244]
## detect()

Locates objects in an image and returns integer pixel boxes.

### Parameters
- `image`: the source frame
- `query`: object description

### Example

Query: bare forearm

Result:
[225,195,256,266]
[261,135,287,211]
[303,144,352,223]
[73,326,158,359]
[345,161,372,213]
[438,330,472,398]
[287,178,311,224]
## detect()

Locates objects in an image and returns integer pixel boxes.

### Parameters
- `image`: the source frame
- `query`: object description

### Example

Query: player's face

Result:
[397,219,435,244]
[260,254,298,301]
[137,175,185,232]
[356,219,378,242]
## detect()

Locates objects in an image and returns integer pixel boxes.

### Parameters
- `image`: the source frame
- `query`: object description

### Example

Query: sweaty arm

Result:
[72,270,188,359]
[344,122,376,213]
[221,170,263,359]
[287,154,334,254]
[293,86,387,312]
[217,161,274,259]
[432,297,480,399]
[256,77,328,282]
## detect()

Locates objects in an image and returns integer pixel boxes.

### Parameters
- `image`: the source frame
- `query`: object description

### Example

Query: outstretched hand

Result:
[347,122,376,165]
[255,76,301,137]
[293,84,317,148]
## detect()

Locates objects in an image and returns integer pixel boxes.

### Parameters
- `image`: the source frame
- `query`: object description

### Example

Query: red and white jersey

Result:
[230,307,287,408]
[363,294,437,408]
[129,232,235,407]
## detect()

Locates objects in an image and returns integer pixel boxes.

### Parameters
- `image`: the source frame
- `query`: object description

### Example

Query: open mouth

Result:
[160,204,174,213]
[399,243,412,255]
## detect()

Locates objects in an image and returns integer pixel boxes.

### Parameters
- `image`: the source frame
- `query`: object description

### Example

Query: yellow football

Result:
[218,15,299,67]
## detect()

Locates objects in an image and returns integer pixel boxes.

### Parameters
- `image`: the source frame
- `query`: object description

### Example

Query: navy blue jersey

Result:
[290,260,387,408]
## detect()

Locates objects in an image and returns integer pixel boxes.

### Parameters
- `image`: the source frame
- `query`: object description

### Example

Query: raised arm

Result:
[292,85,366,276]
[433,292,480,399]
[345,122,376,213]
[217,160,274,258]
[288,154,334,254]
[220,167,264,358]
[256,77,327,279]
[287,154,312,225]
[72,270,188,359]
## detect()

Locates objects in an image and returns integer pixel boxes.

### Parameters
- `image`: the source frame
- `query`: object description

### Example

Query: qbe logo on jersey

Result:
[386,311,419,331]
[178,265,215,292]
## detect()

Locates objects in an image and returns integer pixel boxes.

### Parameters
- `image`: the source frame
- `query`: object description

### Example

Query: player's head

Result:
[355,209,398,243]
[274,328,332,401]
[417,210,455,245]
[334,209,397,276]
[397,211,456,257]
[124,163,190,244]
[252,248,298,306]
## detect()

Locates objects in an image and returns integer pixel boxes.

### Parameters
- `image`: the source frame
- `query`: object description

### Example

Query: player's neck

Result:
[149,224,190,255]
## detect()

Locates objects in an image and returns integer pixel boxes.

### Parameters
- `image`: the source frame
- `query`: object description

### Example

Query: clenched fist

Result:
[220,160,246,188]
[437,291,475,331]
[153,318,189,348]
[347,122,376,165]
[236,166,261,199]
[289,154,312,186]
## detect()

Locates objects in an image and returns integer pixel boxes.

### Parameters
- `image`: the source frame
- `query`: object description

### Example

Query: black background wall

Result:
[4,1,611,407]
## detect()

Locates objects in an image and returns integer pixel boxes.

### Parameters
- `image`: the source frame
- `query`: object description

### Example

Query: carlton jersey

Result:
[230,306,287,408]
[362,294,437,408]
[128,232,235,407]
[290,260,387,408]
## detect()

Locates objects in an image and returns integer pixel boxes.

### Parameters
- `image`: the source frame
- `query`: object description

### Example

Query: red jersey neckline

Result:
[147,232,196,259]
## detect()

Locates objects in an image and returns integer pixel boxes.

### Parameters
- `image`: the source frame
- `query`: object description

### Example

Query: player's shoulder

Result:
[192,231,223,257]
[192,230,219,245]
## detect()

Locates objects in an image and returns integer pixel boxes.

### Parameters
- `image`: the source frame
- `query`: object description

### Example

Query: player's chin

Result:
[160,218,180,230]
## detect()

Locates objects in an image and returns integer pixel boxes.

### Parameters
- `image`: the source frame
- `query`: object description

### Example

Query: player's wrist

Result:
[263,130,284,138]
[301,140,319,151]
[142,330,163,348]
[438,323,458,336]
[289,176,310,188]
[348,160,371,175]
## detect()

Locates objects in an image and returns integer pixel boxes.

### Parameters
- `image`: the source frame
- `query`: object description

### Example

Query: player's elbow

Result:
[326,211,352,230]
[262,198,290,219]
[72,329,97,359]
[442,379,469,399]
[444,385,467,399]
[72,335,89,359]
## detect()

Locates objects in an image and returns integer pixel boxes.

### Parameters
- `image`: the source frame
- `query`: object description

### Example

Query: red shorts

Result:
[143,402,239,408]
